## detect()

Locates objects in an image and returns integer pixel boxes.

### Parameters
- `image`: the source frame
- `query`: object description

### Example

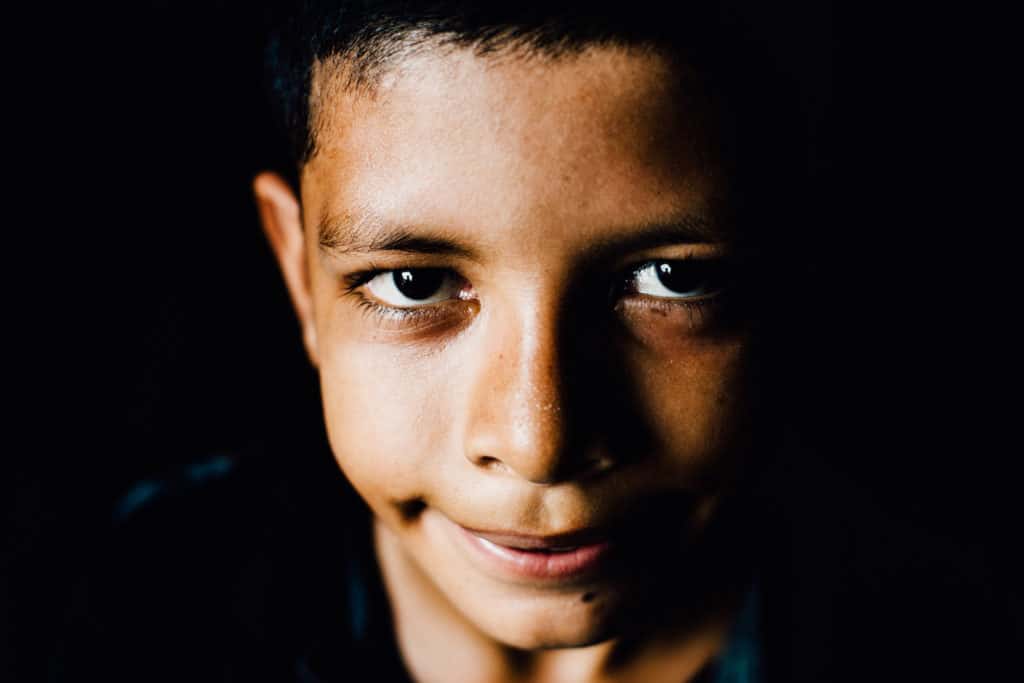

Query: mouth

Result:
[423,492,702,586]
[460,526,611,551]
[444,518,615,583]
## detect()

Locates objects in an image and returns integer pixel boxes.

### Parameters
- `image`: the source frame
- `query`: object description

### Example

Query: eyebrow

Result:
[319,212,479,260]
[317,210,723,264]
[580,216,723,264]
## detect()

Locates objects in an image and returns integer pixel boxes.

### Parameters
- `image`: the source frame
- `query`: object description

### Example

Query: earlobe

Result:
[252,171,320,367]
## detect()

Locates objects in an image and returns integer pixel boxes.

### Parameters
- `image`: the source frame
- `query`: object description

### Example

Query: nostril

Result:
[475,456,509,473]
[582,454,615,479]
[471,452,614,482]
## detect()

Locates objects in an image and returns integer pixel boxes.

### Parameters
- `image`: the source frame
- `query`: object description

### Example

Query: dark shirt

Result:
[50,438,1018,682]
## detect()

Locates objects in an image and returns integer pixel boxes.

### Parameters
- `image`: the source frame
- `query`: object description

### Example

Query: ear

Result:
[253,171,319,367]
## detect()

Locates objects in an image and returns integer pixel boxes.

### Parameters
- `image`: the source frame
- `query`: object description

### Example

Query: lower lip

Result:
[449,521,613,582]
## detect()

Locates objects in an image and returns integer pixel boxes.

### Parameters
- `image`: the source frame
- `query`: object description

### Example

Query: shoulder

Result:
[52,443,375,682]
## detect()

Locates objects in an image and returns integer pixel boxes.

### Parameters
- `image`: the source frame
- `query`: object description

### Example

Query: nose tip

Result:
[479,419,588,486]
[464,389,570,485]
[461,307,611,485]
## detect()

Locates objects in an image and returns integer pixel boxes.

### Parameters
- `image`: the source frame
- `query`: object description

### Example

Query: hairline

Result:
[303,32,675,169]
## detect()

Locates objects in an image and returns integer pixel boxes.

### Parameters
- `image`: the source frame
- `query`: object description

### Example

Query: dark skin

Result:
[255,43,758,682]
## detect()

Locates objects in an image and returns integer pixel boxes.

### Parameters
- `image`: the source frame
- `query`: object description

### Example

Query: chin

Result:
[495,619,617,651]
[470,591,623,650]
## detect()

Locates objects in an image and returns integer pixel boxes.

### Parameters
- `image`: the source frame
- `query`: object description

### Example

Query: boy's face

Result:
[257,45,758,648]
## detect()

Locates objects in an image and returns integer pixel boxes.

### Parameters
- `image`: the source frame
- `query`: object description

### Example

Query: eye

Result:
[364,268,465,307]
[629,260,721,299]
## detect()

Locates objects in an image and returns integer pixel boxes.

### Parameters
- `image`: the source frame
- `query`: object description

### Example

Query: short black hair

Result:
[262,1,811,179]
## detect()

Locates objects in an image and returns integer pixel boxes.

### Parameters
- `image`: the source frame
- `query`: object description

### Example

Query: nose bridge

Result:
[462,288,575,484]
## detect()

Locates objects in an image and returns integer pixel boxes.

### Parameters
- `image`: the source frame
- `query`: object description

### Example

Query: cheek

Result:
[316,338,453,507]
[624,337,751,471]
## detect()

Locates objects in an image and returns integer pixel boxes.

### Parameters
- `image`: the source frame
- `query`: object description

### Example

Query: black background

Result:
[6,1,1022,680]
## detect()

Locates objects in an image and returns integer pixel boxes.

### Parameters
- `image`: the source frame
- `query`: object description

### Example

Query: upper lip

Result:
[459,524,613,550]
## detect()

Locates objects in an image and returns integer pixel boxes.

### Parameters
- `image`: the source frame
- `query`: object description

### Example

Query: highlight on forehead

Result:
[305,30,676,166]
[306,29,444,165]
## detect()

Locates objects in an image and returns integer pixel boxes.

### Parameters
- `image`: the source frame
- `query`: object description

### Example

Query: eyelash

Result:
[340,259,725,324]
[342,265,457,324]
[353,291,445,323]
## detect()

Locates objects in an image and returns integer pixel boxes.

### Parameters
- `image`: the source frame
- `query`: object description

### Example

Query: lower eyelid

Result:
[614,293,722,327]
[619,293,718,308]
[352,292,479,333]
[354,292,434,319]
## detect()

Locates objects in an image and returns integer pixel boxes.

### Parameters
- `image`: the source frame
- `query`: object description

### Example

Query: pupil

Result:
[655,261,709,294]
[393,269,444,300]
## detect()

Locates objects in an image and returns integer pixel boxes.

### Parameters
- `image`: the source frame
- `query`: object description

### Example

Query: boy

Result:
[52,2,1015,682]
[255,2,774,681]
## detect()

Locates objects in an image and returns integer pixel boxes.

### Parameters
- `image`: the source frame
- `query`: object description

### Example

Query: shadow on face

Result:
[255,42,770,649]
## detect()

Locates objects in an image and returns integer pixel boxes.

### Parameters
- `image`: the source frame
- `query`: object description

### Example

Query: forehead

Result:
[301,44,731,255]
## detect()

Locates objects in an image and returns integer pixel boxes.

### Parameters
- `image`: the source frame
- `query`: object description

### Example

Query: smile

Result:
[444,518,614,583]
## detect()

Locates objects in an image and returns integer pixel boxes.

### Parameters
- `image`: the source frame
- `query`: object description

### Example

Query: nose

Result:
[461,294,609,485]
